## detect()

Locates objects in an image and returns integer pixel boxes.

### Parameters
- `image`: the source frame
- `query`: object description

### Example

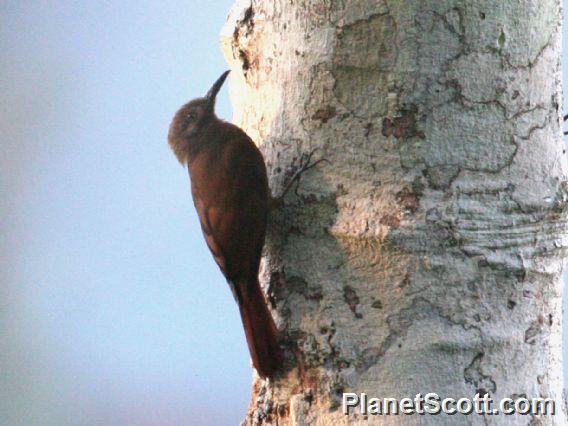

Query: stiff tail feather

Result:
[233,278,283,378]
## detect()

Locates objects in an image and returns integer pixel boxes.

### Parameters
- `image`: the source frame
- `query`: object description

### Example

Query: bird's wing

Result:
[192,195,232,278]
[192,141,268,281]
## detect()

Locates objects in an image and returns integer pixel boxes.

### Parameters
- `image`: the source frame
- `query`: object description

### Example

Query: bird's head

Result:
[168,70,230,164]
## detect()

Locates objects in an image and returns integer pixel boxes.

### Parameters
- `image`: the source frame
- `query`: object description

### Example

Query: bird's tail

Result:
[232,278,283,379]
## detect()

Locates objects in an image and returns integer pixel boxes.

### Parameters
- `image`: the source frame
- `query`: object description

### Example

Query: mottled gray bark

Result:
[221,0,566,424]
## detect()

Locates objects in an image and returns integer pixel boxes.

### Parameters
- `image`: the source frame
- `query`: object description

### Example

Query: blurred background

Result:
[1,1,567,425]
[1,1,248,424]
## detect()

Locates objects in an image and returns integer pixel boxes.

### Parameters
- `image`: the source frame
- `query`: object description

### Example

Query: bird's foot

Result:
[270,148,329,209]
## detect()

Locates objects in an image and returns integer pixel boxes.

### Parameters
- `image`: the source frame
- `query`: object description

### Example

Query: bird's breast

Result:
[187,150,231,208]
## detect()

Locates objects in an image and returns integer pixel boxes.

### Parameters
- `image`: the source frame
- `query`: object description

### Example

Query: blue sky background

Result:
[1,1,567,425]
[1,1,248,425]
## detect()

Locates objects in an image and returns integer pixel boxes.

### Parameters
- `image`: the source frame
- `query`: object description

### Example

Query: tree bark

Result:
[221,0,566,424]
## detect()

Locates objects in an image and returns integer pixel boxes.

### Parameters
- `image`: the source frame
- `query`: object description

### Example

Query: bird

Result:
[168,70,282,378]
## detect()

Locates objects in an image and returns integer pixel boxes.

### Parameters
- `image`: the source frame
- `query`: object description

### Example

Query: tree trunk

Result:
[221,0,566,424]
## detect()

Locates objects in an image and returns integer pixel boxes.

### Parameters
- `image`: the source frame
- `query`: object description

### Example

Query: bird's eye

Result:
[187,112,197,121]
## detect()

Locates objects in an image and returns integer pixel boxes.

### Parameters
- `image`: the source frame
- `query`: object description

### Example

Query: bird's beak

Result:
[206,70,230,107]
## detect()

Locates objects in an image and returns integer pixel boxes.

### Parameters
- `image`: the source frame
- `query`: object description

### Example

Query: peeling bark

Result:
[220,0,566,424]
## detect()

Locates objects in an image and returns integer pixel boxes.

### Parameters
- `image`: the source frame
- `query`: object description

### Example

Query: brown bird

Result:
[168,70,282,378]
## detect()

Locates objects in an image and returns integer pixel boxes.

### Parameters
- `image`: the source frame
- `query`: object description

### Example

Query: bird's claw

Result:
[298,148,331,174]
[273,148,329,205]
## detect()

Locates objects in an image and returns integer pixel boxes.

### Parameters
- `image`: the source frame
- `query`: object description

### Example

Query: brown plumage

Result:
[168,70,282,378]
